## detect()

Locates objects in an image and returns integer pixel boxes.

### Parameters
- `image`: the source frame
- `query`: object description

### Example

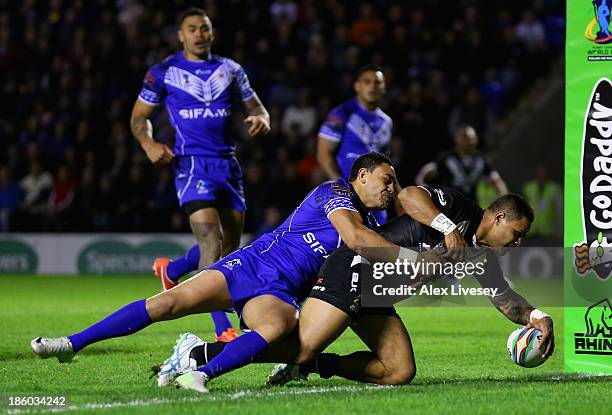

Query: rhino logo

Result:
[585,298,612,337]
[574,298,612,355]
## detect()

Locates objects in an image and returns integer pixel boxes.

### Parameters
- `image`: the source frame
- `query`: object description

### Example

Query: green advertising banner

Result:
[565,0,612,373]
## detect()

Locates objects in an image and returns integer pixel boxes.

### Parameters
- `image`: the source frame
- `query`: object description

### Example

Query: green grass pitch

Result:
[2,275,611,414]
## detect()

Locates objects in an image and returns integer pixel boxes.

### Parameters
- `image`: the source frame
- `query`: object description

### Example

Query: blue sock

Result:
[68,299,152,352]
[211,312,233,336]
[166,244,200,282]
[199,330,268,379]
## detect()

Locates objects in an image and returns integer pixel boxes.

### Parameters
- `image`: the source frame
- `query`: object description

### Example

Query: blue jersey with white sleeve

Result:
[138,52,255,158]
[318,99,393,178]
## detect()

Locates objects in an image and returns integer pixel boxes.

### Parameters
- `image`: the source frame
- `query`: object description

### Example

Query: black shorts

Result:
[308,247,398,320]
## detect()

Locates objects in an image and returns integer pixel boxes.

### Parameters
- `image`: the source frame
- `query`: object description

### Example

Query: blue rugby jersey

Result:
[254,178,379,300]
[138,52,255,157]
[318,99,392,178]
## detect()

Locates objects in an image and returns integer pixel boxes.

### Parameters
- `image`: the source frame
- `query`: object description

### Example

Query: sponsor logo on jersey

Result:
[178,108,231,119]
[574,78,612,281]
[434,188,447,206]
[350,271,359,292]
[302,232,329,258]
[574,298,612,355]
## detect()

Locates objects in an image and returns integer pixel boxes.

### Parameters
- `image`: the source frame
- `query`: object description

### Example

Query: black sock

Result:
[189,342,227,366]
[311,353,340,379]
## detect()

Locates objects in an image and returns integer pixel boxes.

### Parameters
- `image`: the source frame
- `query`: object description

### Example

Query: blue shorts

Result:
[174,155,246,212]
[208,243,301,323]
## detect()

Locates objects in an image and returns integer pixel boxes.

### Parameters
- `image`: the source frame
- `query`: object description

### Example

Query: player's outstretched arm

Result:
[243,95,271,137]
[398,186,466,250]
[130,99,175,164]
[490,289,554,357]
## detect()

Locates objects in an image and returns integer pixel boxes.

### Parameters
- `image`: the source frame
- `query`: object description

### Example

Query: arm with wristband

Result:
[397,186,467,250]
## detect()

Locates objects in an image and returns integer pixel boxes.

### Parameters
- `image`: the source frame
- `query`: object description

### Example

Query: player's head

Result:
[177,8,214,59]
[354,64,386,108]
[478,194,534,253]
[453,125,478,152]
[349,152,396,210]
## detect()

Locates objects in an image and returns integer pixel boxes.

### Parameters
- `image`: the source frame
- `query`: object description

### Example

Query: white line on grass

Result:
[6,385,391,414]
[8,373,611,414]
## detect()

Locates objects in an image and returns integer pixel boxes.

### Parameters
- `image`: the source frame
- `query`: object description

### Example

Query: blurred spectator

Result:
[515,11,547,52]
[0,167,22,231]
[17,161,53,230]
[147,167,178,231]
[448,88,491,145]
[47,164,77,230]
[115,164,149,231]
[281,89,317,136]
[523,165,562,245]
[270,0,297,26]
[350,4,384,46]
[92,176,115,231]
[71,165,97,230]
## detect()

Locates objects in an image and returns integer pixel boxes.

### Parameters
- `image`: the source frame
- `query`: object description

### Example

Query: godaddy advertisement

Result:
[566,0,612,373]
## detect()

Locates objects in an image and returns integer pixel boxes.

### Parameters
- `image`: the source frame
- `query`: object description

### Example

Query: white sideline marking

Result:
[6,385,389,414]
[8,373,611,414]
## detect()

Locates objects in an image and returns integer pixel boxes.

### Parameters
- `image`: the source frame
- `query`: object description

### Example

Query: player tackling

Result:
[31,153,415,392]
[159,185,555,389]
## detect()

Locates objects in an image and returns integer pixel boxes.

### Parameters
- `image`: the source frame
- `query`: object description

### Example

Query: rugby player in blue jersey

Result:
[129,8,270,341]
[317,64,396,224]
[32,153,422,392]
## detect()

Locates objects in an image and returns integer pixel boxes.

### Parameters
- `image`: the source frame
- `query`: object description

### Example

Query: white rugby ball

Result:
[506,327,547,368]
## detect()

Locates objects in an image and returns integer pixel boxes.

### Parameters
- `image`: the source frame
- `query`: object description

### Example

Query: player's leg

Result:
[32,269,232,360]
[209,208,246,341]
[186,205,236,339]
[219,208,244,256]
[322,312,416,385]
[193,297,352,365]
[176,294,299,392]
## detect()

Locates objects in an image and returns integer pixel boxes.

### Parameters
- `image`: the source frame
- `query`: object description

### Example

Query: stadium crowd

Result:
[0,0,564,234]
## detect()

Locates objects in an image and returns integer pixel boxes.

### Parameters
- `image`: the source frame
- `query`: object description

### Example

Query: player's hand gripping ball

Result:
[507,327,548,368]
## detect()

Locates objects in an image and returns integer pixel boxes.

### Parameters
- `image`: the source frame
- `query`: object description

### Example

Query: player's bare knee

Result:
[382,363,416,385]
